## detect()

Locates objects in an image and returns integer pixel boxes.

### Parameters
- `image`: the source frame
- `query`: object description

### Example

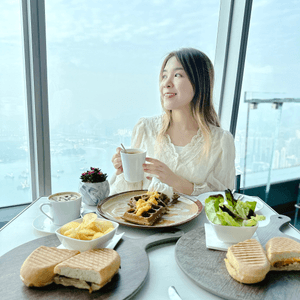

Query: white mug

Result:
[39,192,82,226]
[121,148,146,183]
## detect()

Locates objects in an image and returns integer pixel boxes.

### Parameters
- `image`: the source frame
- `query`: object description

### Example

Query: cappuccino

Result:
[40,191,82,225]
[50,192,80,202]
[126,150,142,154]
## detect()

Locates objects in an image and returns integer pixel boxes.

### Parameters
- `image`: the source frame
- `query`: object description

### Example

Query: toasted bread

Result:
[54,248,121,293]
[224,239,270,284]
[266,237,300,271]
[20,246,79,287]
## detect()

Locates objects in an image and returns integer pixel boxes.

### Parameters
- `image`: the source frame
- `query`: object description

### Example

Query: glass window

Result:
[235,0,300,188]
[0,0,31,207]
[45,0,220,193]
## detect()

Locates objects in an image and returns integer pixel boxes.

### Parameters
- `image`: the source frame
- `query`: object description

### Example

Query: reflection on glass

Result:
[235,0,300,188]
[45,0,220,193]
[0,0,31,207]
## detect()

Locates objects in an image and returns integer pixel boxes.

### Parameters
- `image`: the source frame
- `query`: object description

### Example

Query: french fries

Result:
[59,213,114,240]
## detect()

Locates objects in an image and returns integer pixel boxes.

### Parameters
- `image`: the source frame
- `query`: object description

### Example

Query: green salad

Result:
[205,190,265,227]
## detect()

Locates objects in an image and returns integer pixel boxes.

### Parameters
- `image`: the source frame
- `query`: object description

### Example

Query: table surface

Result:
[1,192,300,300]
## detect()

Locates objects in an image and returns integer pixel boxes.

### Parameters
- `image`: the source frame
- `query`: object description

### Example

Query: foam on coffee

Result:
[50,192,80,202]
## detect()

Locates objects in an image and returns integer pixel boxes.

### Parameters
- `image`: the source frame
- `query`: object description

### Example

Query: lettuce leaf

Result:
[205,195,224,224]
[243,215,266,227]
[225,189,236,207]
[205,192,265,227]
[216,211,242,227]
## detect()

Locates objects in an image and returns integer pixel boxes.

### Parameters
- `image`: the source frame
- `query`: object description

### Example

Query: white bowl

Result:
[208,219,258,243]
[55,217,119,252]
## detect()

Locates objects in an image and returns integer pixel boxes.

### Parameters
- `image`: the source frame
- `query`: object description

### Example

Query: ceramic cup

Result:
[39,192,82,226]
[120,148,146,183]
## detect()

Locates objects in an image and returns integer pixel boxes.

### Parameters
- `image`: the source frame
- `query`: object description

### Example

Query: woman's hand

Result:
[143,157,194,194]
[111,147,123,175]
[143,157,176,186]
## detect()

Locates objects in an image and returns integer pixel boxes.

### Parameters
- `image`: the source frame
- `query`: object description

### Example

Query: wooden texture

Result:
[175,215,300,300]
[0,229,183,300]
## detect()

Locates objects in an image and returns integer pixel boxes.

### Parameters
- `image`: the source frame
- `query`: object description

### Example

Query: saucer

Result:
[204,223,260,251]
[33,215,61,233]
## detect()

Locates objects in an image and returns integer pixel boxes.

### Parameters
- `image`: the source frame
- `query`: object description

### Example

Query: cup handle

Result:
[39,203,54,222]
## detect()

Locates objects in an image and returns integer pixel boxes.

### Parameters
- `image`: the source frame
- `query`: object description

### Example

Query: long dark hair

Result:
[158,48,220,155]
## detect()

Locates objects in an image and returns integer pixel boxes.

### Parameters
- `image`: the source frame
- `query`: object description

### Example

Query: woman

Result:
[110,48,236,196]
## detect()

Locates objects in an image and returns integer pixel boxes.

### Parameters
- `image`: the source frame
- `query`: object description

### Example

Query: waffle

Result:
[122,204,166,225]
[127,191,171,208]
[266,237,300,270]
[122,191,173,226]
[20,246,80,287]
[54,248,121,293]
[224,239,270,284]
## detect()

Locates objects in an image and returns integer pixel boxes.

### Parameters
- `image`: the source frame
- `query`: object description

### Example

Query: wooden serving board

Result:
[175,215,300,300]
[0,229,183,300]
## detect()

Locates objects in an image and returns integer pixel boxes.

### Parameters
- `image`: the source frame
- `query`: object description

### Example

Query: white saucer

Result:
[33,215,61,233]
[204,223,260,251]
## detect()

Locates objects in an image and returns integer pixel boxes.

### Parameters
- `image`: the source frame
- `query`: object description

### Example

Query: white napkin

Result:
[147,177,173,199]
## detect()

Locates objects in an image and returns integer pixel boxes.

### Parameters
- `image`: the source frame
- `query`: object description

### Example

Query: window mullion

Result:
[21,0,51,200]
[214,0,253,137]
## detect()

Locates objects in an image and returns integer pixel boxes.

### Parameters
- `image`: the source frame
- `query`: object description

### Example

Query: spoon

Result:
[121,143,127,153]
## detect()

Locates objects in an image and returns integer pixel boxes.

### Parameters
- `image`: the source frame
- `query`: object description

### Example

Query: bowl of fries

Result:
[55,213,119,252]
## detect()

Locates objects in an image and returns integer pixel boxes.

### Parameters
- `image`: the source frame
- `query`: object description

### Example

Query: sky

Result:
[1,0,299,134]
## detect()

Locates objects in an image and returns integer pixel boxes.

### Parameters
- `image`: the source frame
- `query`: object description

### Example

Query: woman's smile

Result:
[164,93,177,98]
[160,56,194,111]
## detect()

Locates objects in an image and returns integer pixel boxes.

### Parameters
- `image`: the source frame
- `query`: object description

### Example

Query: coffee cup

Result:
[120,148,146,183]
[39,192,82,226]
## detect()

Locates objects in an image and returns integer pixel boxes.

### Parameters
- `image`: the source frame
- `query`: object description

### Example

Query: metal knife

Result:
[168,286,183,300]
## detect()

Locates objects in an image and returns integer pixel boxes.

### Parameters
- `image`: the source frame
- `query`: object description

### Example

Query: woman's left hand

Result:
[143,157,194,195]
[143,157,179,187]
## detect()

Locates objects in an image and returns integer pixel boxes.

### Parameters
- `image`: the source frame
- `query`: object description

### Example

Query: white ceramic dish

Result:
[33,215,60,233]
[204,223,260,251]
[207,219,258,243]
[55,217,119,252]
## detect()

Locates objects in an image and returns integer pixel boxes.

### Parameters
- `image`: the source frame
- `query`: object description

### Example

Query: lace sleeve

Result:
[131,117,146,148]
[191,130,236,196]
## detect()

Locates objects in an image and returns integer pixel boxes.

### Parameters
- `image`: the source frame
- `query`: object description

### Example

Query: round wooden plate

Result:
[1,229,183,300]
[175,218,300,300]
[97,190,203,229]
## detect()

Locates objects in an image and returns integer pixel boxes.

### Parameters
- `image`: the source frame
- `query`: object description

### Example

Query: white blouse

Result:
[109,115,236,196]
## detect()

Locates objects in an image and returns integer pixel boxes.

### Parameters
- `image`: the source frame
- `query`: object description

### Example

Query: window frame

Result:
[21,0,252,202]
[214,0,253,136]
[22,0,52,200]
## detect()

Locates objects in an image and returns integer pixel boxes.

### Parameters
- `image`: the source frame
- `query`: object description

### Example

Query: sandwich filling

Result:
[53,271,118,293]
[53,248,121,293]
[273,258,300,268]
